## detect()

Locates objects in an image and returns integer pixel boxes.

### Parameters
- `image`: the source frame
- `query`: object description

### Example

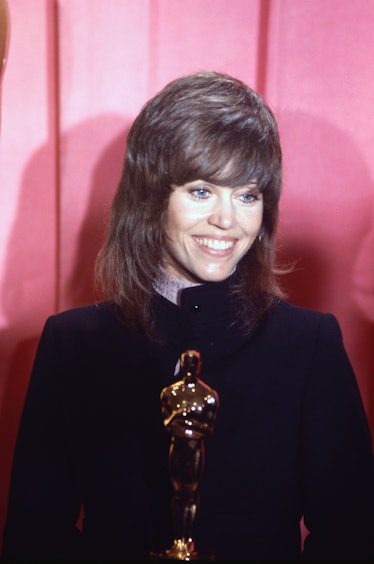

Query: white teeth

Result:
[193,237,234,250]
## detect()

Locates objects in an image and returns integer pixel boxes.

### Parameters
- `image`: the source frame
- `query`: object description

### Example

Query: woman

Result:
[2,71,374,560]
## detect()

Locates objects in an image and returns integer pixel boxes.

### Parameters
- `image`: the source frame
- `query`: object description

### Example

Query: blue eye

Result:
[240,193,256,203]
[191,188,210,199]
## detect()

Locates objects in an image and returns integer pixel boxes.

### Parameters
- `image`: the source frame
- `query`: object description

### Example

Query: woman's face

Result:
[163,180,263,283]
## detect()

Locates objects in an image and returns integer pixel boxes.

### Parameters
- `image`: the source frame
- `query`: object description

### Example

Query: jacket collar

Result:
[152,274,252,366]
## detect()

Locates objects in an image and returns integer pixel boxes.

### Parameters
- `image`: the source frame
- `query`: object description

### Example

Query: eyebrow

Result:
[183,180,259,190]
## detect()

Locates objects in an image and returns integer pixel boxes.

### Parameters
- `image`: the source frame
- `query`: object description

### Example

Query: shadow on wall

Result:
[65,125,131,308]
[0,114,130,551]
[276,109,374,430]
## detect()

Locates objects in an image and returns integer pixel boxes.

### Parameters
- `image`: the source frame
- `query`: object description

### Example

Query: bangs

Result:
[168,125,278,191]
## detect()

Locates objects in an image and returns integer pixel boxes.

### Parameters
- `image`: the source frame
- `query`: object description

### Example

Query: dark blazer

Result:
[2,280,374,560]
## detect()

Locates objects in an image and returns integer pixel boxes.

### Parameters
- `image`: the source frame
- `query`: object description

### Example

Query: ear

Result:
[258,225,266,243]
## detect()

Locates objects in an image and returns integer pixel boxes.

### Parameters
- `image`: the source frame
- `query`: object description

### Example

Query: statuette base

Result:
[150,538,215,561]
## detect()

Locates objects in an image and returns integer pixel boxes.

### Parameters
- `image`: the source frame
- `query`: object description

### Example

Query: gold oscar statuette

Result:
[151,350,219,560]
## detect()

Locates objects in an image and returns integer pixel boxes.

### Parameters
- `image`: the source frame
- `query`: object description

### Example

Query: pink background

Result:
[1,0,373,549]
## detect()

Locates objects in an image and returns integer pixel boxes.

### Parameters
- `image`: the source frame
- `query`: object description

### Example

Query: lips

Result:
[192,236,235,250]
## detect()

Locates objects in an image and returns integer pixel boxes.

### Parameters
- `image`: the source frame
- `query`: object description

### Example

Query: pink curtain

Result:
[1,0,373,550]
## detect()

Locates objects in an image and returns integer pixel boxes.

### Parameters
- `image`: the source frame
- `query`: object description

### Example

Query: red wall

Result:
[1,0,373,550]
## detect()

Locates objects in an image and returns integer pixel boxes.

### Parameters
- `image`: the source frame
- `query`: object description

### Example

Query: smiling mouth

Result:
[193,236,235,250]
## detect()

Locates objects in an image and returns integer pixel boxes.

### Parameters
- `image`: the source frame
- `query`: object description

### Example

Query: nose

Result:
[207,197,236,229]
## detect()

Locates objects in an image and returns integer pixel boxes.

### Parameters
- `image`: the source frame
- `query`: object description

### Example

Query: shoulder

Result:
[262,299,345,351]
[256,300,357,392]
[38,302,132,353]
[269,299,341,332]
[44,301,120,332]
[35,302,152,373]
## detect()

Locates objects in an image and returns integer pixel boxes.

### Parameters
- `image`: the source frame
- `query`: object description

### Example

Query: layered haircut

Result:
[95,71,285,338]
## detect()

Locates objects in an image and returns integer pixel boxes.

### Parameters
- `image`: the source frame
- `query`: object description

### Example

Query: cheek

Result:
[165,209,186,238]
[255,212,264,231]
[240,210,263,235]
[166,202,197,236]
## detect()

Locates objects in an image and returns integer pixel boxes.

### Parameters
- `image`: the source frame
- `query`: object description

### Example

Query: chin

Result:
[197,271,232,283]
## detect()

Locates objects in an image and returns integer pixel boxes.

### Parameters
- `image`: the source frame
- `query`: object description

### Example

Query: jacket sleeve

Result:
[301,313,374,560]
[1,316,82,559]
